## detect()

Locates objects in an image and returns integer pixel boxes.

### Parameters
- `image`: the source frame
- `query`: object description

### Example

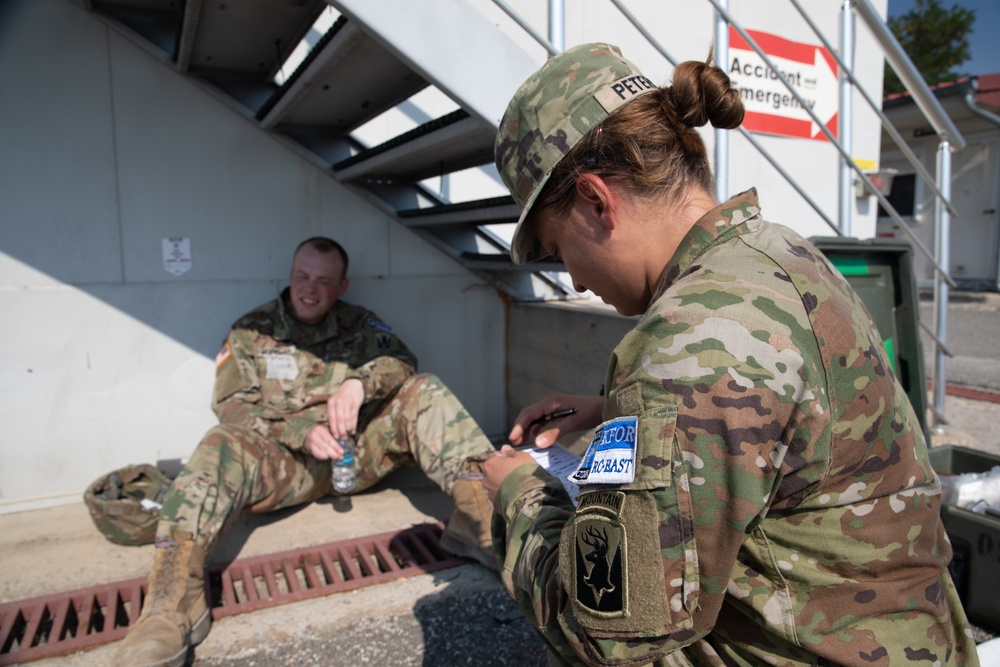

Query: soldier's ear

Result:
[337,278,350,298]
[575,174,617,232]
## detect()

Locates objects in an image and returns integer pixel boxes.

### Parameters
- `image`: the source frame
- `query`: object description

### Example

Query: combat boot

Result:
[440,465,498,571]
[112,530,211,667]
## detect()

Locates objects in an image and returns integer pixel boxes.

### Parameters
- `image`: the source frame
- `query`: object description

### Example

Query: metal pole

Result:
[839,0,854,236]
[714,0,729,203]
[549,0,564,53]
[932,140,952,430]
[851,0,965,151]
[492,0,558,56]
[790,0,957,218]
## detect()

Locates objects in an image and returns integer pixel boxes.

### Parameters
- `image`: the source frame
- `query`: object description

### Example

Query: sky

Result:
[886,0,1000,76]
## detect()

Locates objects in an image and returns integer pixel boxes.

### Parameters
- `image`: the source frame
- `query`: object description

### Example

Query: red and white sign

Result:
[728,27,838,141]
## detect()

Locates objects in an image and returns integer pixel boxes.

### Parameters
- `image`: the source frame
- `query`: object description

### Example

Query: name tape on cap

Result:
[594,74,656,114]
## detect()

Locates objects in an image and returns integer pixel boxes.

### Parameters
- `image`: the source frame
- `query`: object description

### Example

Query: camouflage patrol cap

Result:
[83,464,171,546]
[494,42,656,264]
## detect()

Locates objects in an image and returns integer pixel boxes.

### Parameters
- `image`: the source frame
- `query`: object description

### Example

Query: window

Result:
[878,173,916,218]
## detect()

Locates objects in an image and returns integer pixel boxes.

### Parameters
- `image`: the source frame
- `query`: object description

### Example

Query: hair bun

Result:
[670,60,744,130]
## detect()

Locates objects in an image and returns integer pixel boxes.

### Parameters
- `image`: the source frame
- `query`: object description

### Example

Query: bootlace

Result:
[144,536,188,615]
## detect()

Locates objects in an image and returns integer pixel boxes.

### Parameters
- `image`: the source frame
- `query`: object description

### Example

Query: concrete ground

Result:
[1,466,551,667]
[4,290,1000,666]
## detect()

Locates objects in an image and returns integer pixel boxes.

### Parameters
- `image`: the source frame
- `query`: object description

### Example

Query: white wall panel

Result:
[0,282,274,504]
[0,0,121,286]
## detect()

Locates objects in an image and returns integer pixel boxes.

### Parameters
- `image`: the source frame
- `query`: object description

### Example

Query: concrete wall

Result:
[506,301,636,423]
[0,0,506,510]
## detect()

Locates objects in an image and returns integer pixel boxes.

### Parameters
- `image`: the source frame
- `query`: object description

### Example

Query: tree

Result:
[884,0,976,96]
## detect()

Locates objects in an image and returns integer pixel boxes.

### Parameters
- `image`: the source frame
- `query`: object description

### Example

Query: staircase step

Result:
[334,111,494,183]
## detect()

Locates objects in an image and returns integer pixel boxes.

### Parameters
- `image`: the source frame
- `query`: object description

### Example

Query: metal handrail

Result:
[850,0,964,430]
[786,0,957,218]
[491,0,558,56]
[765,0,959,288]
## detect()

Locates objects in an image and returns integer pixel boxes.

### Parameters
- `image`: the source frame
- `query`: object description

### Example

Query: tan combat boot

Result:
[112,531,211,667]
[440,464,498,571]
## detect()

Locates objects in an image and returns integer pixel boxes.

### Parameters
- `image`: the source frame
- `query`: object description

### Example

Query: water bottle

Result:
[331,437,356,494]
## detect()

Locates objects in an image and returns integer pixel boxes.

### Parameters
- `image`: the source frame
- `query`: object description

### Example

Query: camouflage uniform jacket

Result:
[493,189,978,666]
[212,289,417,451]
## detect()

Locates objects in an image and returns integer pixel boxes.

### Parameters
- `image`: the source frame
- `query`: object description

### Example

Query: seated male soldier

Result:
[112,236,496,667]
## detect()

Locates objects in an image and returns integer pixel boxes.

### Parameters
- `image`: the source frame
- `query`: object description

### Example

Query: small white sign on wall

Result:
[162,237,192,276]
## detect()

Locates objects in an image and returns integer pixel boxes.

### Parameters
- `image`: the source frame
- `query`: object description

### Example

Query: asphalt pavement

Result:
[919,290,1000,458]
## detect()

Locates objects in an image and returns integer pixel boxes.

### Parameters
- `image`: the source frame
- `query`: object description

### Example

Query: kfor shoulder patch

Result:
[573,491,627,616]
[569,416,638,485]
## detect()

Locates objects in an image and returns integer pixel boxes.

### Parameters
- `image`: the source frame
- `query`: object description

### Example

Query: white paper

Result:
[524,443,583,506]
[162,237,192,276]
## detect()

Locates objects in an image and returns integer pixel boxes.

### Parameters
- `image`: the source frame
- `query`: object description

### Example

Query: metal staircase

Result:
[82,0,570,299]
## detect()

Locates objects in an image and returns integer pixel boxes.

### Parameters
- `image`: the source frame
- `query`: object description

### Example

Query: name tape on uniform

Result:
[265,353,298,381]
[569,416,637,486]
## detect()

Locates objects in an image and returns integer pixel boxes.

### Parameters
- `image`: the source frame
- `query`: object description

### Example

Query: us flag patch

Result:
[215,343,232,368]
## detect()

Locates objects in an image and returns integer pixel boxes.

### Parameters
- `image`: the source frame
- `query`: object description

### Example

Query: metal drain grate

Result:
[0,523,468,665]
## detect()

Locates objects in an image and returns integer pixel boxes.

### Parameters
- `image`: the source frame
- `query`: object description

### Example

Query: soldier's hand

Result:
[483,445,536,506]
[304,424,344,461]
[509,394,604,448]
[327,378,364,441]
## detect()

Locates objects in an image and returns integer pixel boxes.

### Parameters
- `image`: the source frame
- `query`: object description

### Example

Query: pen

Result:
[527,408,577,429]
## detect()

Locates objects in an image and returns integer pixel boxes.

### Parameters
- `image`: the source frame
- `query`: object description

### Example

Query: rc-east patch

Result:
[569,416,638,485]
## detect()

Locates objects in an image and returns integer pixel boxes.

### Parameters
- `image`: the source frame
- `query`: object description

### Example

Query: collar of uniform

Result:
[650,188,762,300]
[274,288,341,345]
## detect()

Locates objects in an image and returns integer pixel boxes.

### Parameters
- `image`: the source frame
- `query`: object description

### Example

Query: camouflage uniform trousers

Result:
[158,373,495,552]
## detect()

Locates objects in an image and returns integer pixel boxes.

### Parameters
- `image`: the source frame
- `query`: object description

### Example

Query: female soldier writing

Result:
[483,42,977,667]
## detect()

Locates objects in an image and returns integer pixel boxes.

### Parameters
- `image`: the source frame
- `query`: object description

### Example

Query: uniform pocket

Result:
[630,405,677,491]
